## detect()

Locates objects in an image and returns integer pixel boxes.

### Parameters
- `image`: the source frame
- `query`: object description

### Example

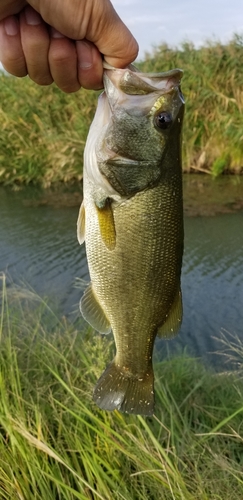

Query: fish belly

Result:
[83,176,183,415]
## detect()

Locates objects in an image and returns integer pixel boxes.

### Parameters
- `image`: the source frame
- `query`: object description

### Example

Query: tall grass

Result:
[0,76,95,186]
[1,272,243,499]
[140,34,243,176]
[0,35,242,186]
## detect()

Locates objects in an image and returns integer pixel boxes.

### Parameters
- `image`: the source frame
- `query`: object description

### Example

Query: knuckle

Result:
[49,49,71,66]
[1,58,27,77]
[57,81,81,94]
[31,74,53,86]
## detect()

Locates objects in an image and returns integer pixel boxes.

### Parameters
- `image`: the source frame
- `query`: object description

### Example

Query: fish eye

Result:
[154,111,172,130]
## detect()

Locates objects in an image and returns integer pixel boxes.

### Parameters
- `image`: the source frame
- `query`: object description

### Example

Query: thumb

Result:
[27,0,139,67]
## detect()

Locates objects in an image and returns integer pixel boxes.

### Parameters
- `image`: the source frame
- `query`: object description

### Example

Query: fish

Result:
[77,64,185,416]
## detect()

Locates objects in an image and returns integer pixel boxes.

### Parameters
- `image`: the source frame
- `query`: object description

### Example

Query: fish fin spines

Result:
[157,288,183,339]
[77,201,85,245]
[93,360,154,416]
[80,283,111,334]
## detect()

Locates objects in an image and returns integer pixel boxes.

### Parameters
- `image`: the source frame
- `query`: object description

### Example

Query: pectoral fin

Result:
[77,202,85,245]
[96,198,116,251]
[157,289,183,338]
[80,283,111,334]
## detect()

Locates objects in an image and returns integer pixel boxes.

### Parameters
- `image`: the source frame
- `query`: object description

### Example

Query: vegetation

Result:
[0,35,242,186]
[140,34,243,177]
[0,74,95,186]
[1,272,243,499]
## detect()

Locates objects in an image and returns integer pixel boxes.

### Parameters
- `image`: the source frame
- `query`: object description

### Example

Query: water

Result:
[0,186,88,314]
[0,178,243,368]
[176,213,243,364]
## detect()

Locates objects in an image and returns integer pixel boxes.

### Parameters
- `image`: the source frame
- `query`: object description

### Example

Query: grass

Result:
[0,76,95,186]
[1,272,243,499]
[139,34,243,175]
[0,35,243,186]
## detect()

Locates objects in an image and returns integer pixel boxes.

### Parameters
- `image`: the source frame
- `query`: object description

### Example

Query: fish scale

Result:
[77,65,185,415]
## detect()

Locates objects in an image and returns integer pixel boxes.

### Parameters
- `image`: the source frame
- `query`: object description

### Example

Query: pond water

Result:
[0,176,243,369]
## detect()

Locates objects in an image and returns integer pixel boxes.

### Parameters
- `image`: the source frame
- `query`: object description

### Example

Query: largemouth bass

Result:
[77,65,185,415]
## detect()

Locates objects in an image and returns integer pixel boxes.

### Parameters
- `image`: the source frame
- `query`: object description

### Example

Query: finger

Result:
[0,16,27,77]
[89,5,139,69]
[88,2,139,69]
[28,0,139,67]
[48,29,80,93]
[19,6,53,85]
[0,1,26,20]
[76,40,104,90]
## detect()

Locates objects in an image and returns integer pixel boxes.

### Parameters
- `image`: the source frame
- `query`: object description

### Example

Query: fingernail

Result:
[51,28,65,39]
[76,41,93,69]
[4,17,18,36]
[25,6,42,25]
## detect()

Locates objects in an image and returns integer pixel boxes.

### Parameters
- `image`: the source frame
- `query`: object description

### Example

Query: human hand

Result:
[0,0,138,92]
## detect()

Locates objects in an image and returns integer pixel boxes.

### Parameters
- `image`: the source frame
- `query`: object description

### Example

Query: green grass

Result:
[1,272,243,499]
[139,34,243,175]
[0,35,243,186]
[0,76,95,186]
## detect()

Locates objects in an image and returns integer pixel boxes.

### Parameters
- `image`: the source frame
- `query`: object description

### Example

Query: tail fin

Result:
[93,359,154,416]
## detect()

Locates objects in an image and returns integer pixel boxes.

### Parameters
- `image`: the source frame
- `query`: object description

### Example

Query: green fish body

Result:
[77,66,185,415]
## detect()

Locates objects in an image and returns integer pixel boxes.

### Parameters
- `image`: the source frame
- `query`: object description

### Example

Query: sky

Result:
[0,0,242,71]
[112,0,243,58]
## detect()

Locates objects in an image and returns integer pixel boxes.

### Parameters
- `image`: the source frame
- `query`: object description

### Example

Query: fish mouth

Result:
[102,66,184,118]
[104,66,183,96]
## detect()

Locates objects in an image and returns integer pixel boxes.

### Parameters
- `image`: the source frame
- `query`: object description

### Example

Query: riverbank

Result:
[0,275,243,499]
[0,36,242,186]
[8,174,243,217]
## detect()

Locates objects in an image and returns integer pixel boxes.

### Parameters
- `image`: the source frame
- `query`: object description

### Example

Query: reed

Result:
[0,35,242,186]
[0,273,243,499]
[0,76,96,186]
[140,34,243,176]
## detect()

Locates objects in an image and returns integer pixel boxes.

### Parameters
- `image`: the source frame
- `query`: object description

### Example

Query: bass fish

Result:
[77,64,185,416]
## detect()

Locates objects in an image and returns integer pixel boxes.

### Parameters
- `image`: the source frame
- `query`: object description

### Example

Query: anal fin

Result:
[157,288,183,338]
[80,283,111,334]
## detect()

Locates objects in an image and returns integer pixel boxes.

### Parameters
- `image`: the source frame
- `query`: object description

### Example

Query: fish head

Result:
[84,66,185,199]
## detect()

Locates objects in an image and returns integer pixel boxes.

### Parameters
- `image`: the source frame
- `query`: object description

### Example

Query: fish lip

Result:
[104,67,183,96]
[103,61,183,81]
[137,68,183,88]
